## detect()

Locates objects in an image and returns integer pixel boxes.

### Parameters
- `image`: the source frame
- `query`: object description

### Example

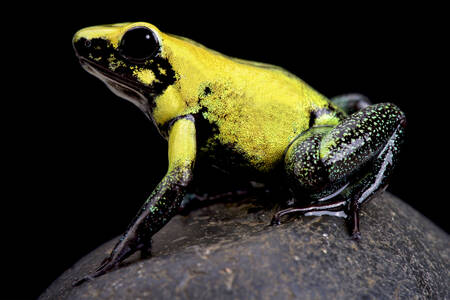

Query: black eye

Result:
[119,27,159,62]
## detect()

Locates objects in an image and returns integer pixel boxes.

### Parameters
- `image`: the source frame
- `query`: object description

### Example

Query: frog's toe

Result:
[270,207,300,225]
[270,208,296,226]
[350,231,362,241]
[72,274,95,287]
[270,214,282,226]
[72,260,117,286]
[140,243,153,259]
[72,252,122,286]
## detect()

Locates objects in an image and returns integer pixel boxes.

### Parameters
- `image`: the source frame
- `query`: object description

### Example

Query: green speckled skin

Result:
[286,103,405,198]
[276,100,406,238]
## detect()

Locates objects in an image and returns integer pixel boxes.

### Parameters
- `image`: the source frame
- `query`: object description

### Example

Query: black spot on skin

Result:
[204,86,212,95]
[194,106,219,146]
[308,107,329,127]
[308,111,317,128]
[198,85,213,101]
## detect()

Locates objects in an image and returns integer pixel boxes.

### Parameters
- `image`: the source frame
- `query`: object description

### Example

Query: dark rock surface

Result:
[40,193,449,299]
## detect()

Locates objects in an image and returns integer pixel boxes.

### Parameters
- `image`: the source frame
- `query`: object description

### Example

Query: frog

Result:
[72,22,406,284]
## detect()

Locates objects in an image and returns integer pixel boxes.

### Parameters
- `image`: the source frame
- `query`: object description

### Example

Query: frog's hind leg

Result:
[276,103,406,238]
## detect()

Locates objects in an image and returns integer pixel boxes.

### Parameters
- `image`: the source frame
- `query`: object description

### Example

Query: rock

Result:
[40,193,449,299]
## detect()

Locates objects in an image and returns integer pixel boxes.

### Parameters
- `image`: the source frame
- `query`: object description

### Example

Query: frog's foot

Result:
[72,256,115,286]
[270,197,364,241]
[72,259,112,286]
[72,228,153,286]
[270,199,348,226]
[270,197,362,241]
[346,197,361,240]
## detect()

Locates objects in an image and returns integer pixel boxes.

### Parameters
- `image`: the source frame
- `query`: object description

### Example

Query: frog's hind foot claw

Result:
[270,214,281,226]
[140,243,153,259]
[72,274,95,287]
[71,255,120,287]
[270,199,349,226]
[71,263,115,287]
[350,231,361,241]
[270,207,306,226]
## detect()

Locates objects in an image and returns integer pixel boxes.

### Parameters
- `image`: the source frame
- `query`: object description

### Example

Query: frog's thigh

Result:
[285,103,406,199]
[284,126,333,196]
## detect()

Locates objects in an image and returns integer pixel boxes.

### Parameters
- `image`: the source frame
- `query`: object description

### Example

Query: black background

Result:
[4,3,447,299]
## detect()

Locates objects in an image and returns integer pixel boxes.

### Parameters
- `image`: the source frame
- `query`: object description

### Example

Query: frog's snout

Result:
[72,28,90,51]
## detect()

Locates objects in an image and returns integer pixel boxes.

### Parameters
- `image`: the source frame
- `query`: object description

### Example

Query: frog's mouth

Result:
[78,57,153,115]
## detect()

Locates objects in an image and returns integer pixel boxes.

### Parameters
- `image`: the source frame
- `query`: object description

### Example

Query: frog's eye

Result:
[119,27,159,63]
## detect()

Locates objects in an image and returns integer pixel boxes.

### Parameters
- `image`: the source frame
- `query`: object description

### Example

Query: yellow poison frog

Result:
[72,22,406,284]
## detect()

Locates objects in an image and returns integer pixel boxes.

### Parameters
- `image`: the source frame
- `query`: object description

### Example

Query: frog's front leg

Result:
[73,116,196,286]
[272,103,406,239]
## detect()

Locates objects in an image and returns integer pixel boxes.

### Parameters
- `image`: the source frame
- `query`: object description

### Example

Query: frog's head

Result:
[73,22,177,118]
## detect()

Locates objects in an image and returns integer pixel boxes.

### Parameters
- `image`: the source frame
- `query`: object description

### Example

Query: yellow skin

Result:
[73,22,343,173]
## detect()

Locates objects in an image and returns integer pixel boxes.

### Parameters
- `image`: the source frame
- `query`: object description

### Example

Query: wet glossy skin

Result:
[72,22,406,284]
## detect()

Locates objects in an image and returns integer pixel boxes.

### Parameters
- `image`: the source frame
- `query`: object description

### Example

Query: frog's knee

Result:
[358,103,406,138]
[326,102,405,145]
[370,102,405,123]
[318,102,406,180]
